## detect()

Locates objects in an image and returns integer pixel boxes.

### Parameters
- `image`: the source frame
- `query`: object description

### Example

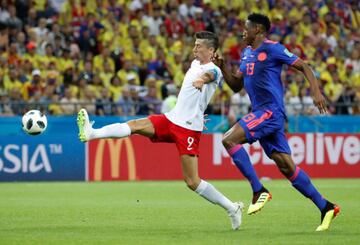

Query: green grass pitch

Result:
[0,179,359,245]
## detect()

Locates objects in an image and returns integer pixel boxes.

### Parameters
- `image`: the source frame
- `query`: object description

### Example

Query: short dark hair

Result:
[195,31,219,51]
[248,13,271,32]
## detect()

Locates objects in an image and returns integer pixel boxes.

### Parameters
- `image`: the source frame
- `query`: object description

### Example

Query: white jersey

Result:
[165,60,223,131]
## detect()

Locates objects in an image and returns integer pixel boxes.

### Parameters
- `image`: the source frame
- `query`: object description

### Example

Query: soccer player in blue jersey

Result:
[213,13,339,231]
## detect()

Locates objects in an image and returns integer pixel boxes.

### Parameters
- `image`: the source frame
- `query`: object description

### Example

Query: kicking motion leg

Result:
[77,108,155,142]
[222,123,271,215]
[271,152,340,231]
[181,154,244,230]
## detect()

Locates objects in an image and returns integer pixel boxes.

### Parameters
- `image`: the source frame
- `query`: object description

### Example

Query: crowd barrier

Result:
[1,132,359,181]
[0,135,85,181]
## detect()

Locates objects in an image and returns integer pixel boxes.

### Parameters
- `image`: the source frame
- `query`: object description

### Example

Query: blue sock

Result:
[289,167,327,211]
[228,145,262,193]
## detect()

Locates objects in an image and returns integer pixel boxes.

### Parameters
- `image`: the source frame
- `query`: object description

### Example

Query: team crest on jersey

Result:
[284,48,294,57]
[258,52,267,61]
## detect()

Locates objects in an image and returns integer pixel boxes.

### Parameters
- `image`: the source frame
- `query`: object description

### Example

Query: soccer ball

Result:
[22,110,47,135]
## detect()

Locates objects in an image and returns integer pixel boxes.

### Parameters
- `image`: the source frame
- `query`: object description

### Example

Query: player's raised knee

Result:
[222,136,236,149]
[127,118,154,136]
[278,166,293,178]
[128,120,144,133]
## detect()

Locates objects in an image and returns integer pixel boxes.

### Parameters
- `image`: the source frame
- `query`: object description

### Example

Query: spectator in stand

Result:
[228,89,251,126]
[286,88,302,116]
[93,46,114,73]
[285,33,306,59]
[60,87,78,115]
[324,72,344,104]
[0,91,12,115]
[117,59,140,86]
[161,84,177,113]
[0,22,8,51]
[299,87,317,115]
[345,48,360,75]
[96,87,114,116]
[189,8,206,33]
[9,88,24,115]
[80,87,96,115]
[138,87,162,115]
[7,42,21,66]
[178,0,196,20]
[15,31,26,56]
[88,73,103,99]
[129,87,142,115]
[109,75,123,102]
[117,87,135,116]
[164,9,184,38]
[0,2,10,23]
[23,69,44,100]
[25,7,37,28]
[0,0,358,116]
[143,4,163,36]
[78,60,93,83]
[336,84,356,115]
[33,18,48,44]
[7,5,22,30]
[3,66,22,92]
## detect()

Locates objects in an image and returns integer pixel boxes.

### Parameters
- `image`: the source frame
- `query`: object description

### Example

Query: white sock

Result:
[89,123,131,140]
[195,180,236,213]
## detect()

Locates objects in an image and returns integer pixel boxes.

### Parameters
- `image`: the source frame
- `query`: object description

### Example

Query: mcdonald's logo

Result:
[93,138,136,181]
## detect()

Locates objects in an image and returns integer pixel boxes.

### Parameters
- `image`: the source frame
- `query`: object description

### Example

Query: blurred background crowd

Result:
[0,0,359,120]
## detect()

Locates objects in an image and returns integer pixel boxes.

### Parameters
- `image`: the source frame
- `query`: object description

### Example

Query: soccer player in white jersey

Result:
[77,31,244,230]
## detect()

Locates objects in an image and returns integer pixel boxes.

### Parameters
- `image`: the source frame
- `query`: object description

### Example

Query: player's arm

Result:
[212,53,243,92]
[291,59,327,114]
[192,70,216,91]
[220,65,244,93]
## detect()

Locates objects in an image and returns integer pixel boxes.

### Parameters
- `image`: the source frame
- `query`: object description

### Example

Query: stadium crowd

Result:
[0,0,359,118]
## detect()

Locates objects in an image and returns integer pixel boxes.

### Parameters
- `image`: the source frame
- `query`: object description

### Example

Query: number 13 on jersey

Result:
[246,63,255,75]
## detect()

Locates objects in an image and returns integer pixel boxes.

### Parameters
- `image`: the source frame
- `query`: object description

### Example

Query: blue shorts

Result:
[238,109,291,158]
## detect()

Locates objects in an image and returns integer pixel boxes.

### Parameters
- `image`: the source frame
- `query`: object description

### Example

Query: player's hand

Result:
[313,92,328,114]
[211,53,225,69]
[203,114,210,130]
[193,78,205,92]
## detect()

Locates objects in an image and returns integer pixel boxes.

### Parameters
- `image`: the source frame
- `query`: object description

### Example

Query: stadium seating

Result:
[0,0,358,116]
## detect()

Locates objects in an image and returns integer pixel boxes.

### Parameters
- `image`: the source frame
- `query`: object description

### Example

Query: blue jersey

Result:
[239,40,298,116]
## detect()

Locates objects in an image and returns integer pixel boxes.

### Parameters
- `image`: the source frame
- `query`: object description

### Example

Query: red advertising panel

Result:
[87,134,360,181]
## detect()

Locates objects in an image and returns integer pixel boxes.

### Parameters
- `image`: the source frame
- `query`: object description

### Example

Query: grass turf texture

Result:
[0,179,359,245]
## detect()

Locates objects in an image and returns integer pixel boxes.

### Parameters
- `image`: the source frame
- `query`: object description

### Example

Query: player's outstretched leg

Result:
[223,124,271,215]
[181,155,244,230]
[272,152,340,231]
[77,108,131,142]
[77,108,95,142]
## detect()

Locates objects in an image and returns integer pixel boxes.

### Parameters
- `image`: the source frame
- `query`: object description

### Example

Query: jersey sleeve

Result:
[214,66,223,86]
[205,66,223,86]
[271,43,299,65]
[190,60,198,68]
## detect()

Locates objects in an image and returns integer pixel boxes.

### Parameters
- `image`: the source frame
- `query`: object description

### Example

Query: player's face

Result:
[243,20,258,45]
[193,39,214,63]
